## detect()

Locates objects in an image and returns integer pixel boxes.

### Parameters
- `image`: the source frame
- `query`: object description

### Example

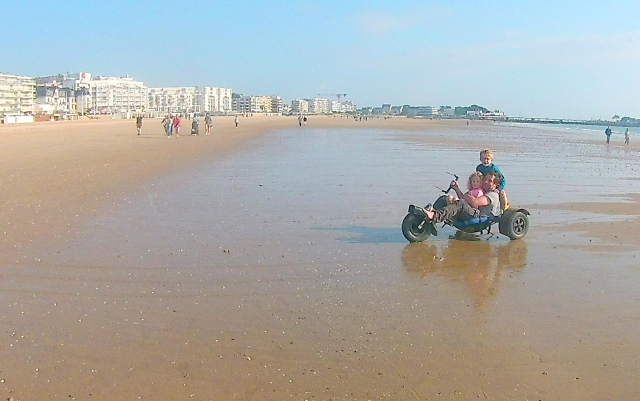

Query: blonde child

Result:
[447,171,485,204]
[476,149,509,210]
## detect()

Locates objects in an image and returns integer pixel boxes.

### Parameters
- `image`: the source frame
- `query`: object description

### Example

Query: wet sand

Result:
[1,117,640,400]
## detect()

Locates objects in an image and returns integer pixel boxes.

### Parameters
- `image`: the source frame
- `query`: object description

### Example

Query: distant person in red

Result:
[173,114,182,138]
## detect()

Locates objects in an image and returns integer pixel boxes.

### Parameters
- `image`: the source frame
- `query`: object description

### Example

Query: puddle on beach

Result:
[2,125,640,400]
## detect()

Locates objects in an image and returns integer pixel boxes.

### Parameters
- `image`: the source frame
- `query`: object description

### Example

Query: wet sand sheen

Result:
[1,118,640,400]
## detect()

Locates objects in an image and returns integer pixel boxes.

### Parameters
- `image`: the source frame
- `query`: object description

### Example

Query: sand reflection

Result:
[402,234,528,307]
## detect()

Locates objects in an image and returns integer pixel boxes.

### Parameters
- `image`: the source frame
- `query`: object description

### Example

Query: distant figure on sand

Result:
[192,114,200,135]
[303,116,307,125]
[136,115,143,135]
[298,115,302,127]
[605,126,612,144]
[235,116,239,128]
[162,114,173,138]
[205,113,212,135]
[173,115,182,138]
[625,128,630,145]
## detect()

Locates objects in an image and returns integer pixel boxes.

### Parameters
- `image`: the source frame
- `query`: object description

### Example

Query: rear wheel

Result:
[402,213,431,243]
[499,210,529,240]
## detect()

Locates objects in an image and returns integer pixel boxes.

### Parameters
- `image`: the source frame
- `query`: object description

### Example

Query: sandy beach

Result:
[1,116,639,400]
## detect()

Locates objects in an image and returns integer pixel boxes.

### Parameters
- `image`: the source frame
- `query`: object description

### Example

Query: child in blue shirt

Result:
[476,149,509,210]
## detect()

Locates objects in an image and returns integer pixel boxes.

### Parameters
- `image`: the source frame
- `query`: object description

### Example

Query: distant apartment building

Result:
[0,73,36,116]
[234,95,283,114]
[340,101,357,113]
[271,96,284,114]
[36,72,93,114]
[309,97,330,114]
[291,99,309,114]
[254,96,273,113]
[91,76,147,113]
[390,105,403,115]
[149,86,232,113]
[148,87,197,113]
[233,96,252,113]
[197,87,233,113]
[404,106,439,117]
[440,107,455,117]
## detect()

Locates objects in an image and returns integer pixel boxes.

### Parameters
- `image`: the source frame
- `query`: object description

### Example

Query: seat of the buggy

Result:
[452,215,499,231]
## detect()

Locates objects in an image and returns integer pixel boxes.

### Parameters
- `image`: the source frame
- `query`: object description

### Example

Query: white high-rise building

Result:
[0,73,36,116]
[340,101,357,113]
[309,98,330,114]
[148,86,232,113]
[91,76,147,113]
[197,87,233,113]
[233,95,280,113]
[148,87,197,113]
[291,99,309,114]
[271,96,284,114]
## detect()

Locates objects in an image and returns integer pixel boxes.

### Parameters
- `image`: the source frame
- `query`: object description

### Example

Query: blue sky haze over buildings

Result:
[3,0,639,119]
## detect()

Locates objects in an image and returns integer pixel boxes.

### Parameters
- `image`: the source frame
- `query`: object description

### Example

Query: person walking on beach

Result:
[625,128,630,145]
[605,126,612,144]
[162,114,173,138]
[173,114,182,138]
[204,113,212,135]
[235,115,239,128]
[136,115,143,135]
[192,114,200,135]
[298,115,302,127]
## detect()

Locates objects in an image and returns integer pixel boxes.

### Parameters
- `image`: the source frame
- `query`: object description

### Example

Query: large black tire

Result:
[499,210,529,240]
[402,213,431,243]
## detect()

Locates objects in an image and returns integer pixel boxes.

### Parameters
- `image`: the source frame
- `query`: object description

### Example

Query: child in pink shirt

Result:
[447,172,484,204]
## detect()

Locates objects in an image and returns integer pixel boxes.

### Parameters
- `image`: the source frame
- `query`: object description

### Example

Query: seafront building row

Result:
[1,70,358,121]
[0,72,234,118]
[362,103,505,119]
[291,98,357,114]
[34,72,233,115]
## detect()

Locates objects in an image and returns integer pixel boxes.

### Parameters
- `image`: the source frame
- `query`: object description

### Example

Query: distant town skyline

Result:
[3,0,640,120]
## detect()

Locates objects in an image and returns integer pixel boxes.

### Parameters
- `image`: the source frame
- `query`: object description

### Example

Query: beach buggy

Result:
[402,175,530,242]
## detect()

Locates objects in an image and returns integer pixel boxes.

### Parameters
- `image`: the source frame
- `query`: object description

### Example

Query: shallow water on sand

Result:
[2,126,640,400]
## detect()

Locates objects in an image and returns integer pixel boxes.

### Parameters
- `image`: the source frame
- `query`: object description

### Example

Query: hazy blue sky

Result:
[3,0,639,119]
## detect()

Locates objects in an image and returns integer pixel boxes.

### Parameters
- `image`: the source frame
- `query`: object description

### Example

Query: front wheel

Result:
[402,213,431,243]
[499,210,529,240]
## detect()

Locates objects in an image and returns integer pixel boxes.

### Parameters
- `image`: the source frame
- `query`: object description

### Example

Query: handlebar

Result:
[435,173,460,194]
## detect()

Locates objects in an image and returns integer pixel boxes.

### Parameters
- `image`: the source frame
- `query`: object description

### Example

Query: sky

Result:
[3,0,639,119]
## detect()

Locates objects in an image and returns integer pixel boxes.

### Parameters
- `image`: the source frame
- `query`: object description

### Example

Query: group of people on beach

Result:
[605,126,631,145]
[134,114,223,138]
[160,113,215,138]
[422,149,508,230]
